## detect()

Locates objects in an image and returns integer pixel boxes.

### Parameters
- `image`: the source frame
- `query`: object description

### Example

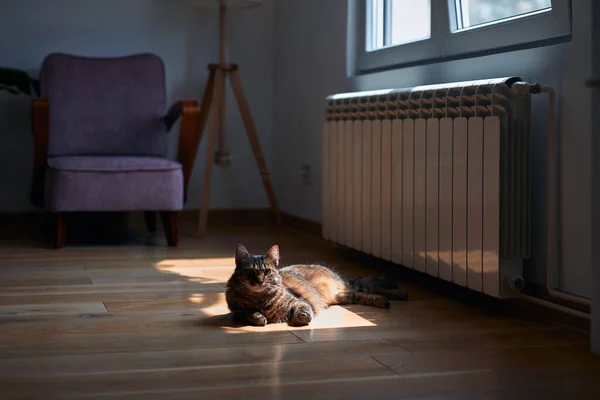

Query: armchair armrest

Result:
[165,100,200,201]
[31,98,49,208]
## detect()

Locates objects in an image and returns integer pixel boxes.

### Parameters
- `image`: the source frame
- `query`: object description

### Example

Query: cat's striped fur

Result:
[225,244,408,326]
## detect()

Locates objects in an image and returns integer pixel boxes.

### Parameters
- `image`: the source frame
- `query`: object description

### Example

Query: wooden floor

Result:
[1,221,599,399]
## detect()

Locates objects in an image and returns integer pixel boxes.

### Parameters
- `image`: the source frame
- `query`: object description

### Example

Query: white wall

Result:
[272,1,349,223]
[273,0,594,299]
[0,0,275,211]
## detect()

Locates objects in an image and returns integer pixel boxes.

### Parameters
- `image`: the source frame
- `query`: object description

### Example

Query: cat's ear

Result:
[265,245,279,267]
[235,243,250,263]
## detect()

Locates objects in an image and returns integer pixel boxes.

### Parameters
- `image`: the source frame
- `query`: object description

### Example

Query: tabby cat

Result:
[225,243,409,326]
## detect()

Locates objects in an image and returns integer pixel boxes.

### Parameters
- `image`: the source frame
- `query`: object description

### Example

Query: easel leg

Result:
[216,67,229,166]
[198,68,226,237]
[228,68,283,226]
[196,70,216,148]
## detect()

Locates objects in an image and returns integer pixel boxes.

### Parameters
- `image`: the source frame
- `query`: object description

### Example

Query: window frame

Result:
[350,0,572,75]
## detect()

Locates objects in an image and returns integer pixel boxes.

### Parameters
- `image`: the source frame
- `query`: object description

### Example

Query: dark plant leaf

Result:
[0,66,33,95]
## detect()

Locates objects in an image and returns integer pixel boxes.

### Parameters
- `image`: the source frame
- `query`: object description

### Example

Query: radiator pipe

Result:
[519,293,591,320]
[511,81,591,308]
[541,85,591,307]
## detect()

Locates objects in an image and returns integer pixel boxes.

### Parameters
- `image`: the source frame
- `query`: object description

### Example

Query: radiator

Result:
[321,77,534,298]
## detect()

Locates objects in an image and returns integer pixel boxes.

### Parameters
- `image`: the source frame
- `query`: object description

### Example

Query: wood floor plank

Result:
[0,302,107,316]
[0,280,222,296]
[0,284,224,306]
[0,271,229,288]
[373,345,600,376]
[390,329,590,353]
[0,277,92,287]
[0,266,229,285]
[89,371,600,400]
[0,356,397,399]
[0,264,85,272]
[0,329,304,358]
[0,339,408,377]
[0,290,218,306]
[0,309,229,338]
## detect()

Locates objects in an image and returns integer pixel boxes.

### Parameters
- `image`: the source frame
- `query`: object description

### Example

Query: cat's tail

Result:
[347,276,396,290]
[346,276,409,301]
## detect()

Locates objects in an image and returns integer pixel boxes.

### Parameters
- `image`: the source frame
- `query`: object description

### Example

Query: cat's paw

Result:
[248,312,268,326]
[373,296,391,309]
[290,305,313,326]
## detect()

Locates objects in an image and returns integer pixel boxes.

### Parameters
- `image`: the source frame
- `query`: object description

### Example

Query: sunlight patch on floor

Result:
[153,260,234,283]
[188,293,377,333]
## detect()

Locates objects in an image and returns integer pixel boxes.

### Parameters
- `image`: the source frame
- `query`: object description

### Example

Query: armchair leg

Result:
[55,214,66,249]
[144,211,158,233]
[160,211,178,247]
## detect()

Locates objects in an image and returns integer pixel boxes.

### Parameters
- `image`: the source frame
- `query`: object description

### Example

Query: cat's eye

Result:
[264,269,271,276]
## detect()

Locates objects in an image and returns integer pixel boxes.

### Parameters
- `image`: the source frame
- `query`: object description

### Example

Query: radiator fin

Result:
[438,117,454,282]
[372,119,382,257]
[362,120,372,254]
[391,119,404,264]
[402,119,414,268]
[414,118,427,273]
[483,116,501,297]
[425,118,440,277]
[381,119,393,261]
[467,116,484,292]
[353,119,363,249]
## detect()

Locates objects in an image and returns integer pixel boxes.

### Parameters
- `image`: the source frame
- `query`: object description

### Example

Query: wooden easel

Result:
[191,1,282,237]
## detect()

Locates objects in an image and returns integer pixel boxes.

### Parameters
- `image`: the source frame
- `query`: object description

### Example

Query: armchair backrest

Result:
[40,53,168,157]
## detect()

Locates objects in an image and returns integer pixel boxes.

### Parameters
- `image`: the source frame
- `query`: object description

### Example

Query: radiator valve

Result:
[511,81,542,95]
[509,275,526,292]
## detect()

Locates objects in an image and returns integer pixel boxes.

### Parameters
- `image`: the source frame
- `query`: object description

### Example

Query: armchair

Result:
[31,53,199,248]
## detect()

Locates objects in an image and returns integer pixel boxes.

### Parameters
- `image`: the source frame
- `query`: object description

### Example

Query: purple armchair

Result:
[31,53,199,248]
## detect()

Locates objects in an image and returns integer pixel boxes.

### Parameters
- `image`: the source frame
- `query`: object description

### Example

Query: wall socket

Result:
[301,163,313,186]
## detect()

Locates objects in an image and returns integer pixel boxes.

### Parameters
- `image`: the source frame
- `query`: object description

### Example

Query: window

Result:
[366,0,431,51]
[454,0,552,31]
[351,0,571,74]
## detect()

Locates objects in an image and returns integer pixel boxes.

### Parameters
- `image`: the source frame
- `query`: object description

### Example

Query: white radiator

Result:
[322,77,535,298]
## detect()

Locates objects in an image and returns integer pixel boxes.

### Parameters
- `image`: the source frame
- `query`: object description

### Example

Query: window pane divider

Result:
[383,0,392,47]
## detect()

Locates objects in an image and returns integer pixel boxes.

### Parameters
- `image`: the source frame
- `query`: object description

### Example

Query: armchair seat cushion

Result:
[45,156,183,212]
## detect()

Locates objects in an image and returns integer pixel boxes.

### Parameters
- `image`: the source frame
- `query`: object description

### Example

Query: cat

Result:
[225,243,409,327]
